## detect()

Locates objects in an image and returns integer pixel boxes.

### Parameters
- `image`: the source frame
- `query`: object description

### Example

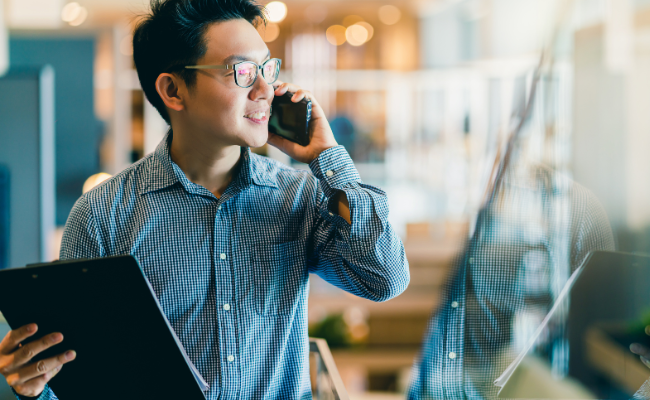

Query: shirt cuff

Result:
[309,146,361,198]
[12,385,50,400]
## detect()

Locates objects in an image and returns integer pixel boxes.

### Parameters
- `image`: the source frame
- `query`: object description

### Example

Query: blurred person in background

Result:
[408,162,615,400]
[0,0,410,399]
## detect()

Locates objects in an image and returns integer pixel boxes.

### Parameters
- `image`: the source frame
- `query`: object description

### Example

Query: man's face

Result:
[180,19,274,148]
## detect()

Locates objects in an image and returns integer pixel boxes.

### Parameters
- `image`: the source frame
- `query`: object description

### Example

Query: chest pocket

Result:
[253,240,307,317]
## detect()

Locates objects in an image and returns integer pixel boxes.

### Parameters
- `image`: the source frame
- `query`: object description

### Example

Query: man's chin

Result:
[243,131,269,149]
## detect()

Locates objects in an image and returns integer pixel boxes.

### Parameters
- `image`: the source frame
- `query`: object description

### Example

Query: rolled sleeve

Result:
[308,146,410,302]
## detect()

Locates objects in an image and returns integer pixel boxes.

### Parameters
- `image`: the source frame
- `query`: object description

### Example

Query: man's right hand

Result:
[0,324,76,397]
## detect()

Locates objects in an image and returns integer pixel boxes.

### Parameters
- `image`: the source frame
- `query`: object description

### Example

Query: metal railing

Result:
[309,338,349,400]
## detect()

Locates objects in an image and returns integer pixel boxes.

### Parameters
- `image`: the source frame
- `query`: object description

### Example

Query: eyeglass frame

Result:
[184,58,282,88]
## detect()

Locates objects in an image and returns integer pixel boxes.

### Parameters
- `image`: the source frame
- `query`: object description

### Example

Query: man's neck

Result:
[169,128,242,198]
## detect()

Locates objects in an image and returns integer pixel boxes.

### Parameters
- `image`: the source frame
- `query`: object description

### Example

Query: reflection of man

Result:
[0,1,409,399]
[408,166,615,399]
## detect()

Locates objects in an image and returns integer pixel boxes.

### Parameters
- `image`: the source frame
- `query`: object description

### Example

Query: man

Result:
[0,0,410,398]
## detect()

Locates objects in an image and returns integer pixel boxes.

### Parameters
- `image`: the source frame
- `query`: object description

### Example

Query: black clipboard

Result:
[0,256,207,400]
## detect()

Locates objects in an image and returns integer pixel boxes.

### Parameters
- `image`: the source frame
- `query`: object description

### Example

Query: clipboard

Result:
[0,256,207,400]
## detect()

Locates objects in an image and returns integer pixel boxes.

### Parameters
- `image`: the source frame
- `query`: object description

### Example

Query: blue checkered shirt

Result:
[25,132,409,400]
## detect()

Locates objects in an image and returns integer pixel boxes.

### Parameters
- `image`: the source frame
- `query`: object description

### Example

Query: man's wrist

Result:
[307,144,337,164]
[309,146,361,198]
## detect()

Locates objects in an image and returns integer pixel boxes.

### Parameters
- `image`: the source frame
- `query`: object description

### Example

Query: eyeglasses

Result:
[185,58,282,88]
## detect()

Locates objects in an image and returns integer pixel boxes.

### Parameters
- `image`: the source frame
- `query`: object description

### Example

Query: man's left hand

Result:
[267,81,338,164]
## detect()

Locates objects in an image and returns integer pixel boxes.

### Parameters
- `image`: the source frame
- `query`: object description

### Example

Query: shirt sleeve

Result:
[59,195,105,261]
[307,146,410,302]
[12,385,58,400]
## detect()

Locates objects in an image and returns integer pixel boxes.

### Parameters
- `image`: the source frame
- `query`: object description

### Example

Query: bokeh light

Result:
[326,25,347,46]
[61,2,88,26]
[345,24,369,46]
[61,2,82,22]
[356,21,374,41]
[265,1,287,23]
[82,173,112,194]
[68,8,88,26]
[260,23,280,42]
[378,5,401,25]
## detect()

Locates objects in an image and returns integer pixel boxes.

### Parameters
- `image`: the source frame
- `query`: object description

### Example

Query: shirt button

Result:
[451,301,459,309]
[448,352,457,360]
[227,355,235,362]
[328,212,334,217]
[220,253,226,260]
[326,170,334,177]
[223,304,231,311]
[468,257,474,264]
[218,205,222,211]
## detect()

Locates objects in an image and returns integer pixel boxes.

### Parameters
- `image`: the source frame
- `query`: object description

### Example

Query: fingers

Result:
[11,369,55,398]
[631,342,650,358]
[12,333,64,367]
[0,324,38,355]
[274,82,312,102]
[7,350,75,387]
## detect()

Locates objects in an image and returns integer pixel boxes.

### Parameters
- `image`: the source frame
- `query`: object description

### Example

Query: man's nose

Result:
[249,73,274,101]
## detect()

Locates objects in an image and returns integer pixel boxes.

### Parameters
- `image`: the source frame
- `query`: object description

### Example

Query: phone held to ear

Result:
[268,92,312,146]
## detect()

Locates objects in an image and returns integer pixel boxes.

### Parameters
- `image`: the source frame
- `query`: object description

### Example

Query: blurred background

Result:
[3,0,650,399]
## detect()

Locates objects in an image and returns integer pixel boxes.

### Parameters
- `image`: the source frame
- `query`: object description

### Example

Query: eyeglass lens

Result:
[234,59,280,88]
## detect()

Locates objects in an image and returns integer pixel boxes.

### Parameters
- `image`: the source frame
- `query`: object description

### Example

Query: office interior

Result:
[2,0,650,399]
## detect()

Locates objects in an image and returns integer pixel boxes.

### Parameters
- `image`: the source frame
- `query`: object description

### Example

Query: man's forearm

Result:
[335,191,351,224]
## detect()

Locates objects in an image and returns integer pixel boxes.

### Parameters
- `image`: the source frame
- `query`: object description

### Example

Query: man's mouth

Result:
[244,111,267,122]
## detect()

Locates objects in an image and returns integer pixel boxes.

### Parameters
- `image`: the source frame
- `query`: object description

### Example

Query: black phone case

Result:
[268,92,312,146]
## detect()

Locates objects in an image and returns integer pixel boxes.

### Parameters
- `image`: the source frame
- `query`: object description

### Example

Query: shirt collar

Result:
[141,130,277,196]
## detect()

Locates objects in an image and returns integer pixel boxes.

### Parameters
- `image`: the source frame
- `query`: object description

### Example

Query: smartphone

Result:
[268,92,312,146]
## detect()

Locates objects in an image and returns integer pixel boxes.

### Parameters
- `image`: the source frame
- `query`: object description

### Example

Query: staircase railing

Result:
[309,337,350,400]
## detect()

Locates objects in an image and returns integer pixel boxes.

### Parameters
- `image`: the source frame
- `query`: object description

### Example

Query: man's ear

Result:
[155,73,185,113]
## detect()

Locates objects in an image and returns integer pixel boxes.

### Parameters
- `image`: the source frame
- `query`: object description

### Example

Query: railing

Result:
[309,338,350,400]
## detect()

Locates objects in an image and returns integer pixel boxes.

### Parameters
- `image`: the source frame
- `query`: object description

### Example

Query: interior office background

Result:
[2,0,650,399]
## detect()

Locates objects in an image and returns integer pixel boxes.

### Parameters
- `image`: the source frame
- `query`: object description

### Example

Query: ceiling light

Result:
[378,5,401,25]
[326,25,347,46]
[265,1,287,23]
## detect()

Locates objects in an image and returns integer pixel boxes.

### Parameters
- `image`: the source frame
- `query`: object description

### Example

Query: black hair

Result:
[133,0,266,123]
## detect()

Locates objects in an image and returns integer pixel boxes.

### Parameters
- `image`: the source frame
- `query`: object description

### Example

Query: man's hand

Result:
[267,81,338,164]
[0,324,76,397]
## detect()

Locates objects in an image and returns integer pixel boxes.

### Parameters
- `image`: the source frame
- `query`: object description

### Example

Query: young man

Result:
[0,0,409,399]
